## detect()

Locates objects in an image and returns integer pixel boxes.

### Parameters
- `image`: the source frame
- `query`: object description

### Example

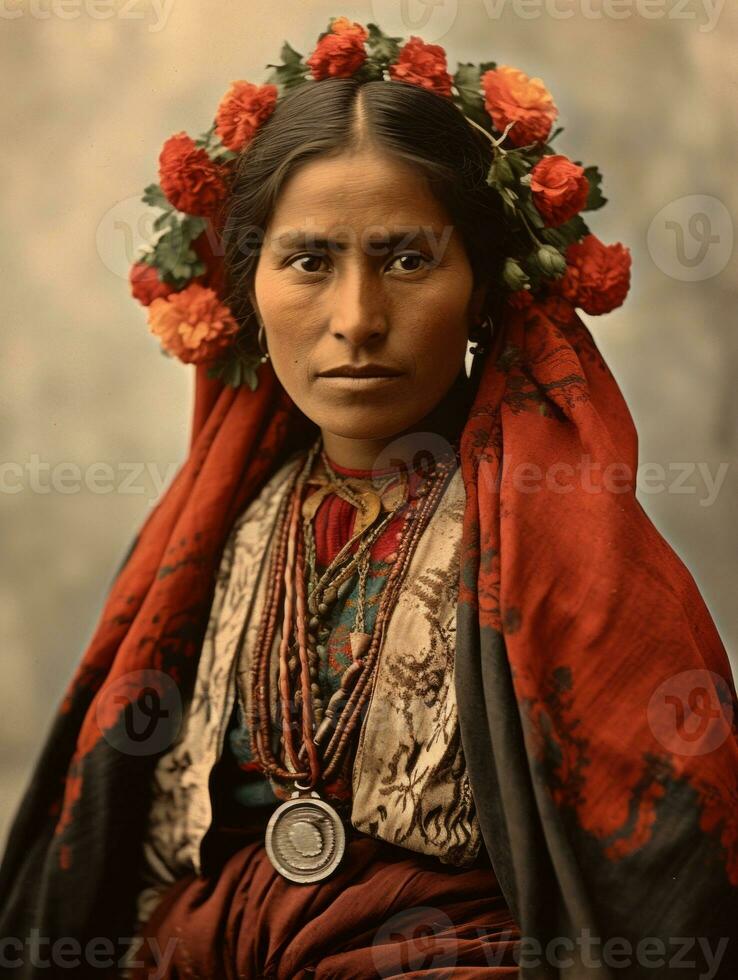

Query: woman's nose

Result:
[328,264,388,347]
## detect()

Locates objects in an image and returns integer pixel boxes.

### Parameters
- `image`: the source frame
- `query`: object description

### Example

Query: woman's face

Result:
[250,147,486,455]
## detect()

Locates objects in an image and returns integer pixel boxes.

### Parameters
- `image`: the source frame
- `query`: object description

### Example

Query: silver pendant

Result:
[264,789,346,883]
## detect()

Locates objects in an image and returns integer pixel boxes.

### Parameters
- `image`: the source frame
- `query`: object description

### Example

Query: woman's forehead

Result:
[265,151,453,241]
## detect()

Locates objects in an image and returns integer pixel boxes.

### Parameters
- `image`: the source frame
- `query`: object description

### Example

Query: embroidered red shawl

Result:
[1,300,735,979]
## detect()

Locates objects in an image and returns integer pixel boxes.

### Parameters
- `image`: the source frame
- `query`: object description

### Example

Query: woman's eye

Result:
[286,251,431,275]
[389,252,431,273]
[288,253,329,274]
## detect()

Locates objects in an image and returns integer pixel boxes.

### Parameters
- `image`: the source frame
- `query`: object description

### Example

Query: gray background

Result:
[1,0,736,845]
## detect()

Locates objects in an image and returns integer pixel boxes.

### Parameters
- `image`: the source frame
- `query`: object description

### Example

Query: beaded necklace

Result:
[248,433,459,882]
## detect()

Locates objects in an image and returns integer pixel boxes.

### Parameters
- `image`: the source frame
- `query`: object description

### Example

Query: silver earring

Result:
[257,320,270,362]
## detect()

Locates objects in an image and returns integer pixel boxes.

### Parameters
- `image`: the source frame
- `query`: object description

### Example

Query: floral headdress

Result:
[129,16,632,390]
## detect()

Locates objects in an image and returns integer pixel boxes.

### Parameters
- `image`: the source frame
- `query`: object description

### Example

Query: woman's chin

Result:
[306,410,419,445]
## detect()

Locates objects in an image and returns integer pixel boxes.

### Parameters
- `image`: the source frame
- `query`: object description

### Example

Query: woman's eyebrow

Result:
[270,228,443,250]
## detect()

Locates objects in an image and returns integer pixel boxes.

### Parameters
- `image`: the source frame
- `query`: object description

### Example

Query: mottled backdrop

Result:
[1,0,736,844]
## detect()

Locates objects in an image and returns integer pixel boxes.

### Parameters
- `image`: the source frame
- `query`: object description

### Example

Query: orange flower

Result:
[129,261,175,307]
[556,235,632,315]
[530,154,590,227]
[389,35,453,98]
[482,66,558,147]
[329,16,368,39]
[158,132,229,217]
[215,80,278,153]
[306,20,368,80]
[147,283,240,364]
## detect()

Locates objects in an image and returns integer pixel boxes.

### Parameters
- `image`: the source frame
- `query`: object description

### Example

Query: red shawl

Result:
[1,300,735,979]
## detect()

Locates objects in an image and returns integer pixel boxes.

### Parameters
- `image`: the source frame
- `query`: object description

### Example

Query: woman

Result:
[1,18,736,980]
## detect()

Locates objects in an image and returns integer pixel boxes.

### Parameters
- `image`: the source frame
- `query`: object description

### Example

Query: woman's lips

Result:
[316,374,404,389]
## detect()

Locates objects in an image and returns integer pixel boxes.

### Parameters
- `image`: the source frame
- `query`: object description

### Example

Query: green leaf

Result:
[454,62,481,92]
[194,125,238,164]
[366,23,402,63]
[264,40,309,91]
[505,152,531,179]
[153,212,173,232]
[280,40,305,65]
[487,154,515,188]
[520,199,546,230]
[499,186,519,208]
[148,209,207,286]
[142,183,171,210]
[540,214,589,249]
[194,123,216,149]
[209,140,238,163]
[181,215,207,240]
[582,165,607,211]
[452,63,491,129]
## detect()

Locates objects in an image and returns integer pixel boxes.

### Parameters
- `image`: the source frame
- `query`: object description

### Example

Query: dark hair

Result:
[222,77,512,349]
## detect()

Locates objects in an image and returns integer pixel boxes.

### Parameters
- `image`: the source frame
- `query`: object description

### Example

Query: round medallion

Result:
[264,790,346,884]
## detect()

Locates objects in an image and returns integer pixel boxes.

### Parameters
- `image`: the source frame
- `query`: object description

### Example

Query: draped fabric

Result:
[0,300,736,979]
[128,833,520,979]
[455,301,738,978]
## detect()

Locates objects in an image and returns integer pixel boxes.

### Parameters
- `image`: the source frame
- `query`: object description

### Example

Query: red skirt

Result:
[127,823,521,979]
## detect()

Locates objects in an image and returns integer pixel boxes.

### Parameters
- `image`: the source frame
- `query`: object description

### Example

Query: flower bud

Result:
[502,258,530,291]
[535,245,567,278]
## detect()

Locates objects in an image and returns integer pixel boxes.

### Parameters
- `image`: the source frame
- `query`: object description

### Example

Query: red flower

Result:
[215,80,278,153]
[129,261,175,307]
[306,18,368,80]
[158,132,229,217]
[482,65,558,147]
[530,154,590,227]
[388,35,453,98]
[556,235,632,315]
[147,283,240,364]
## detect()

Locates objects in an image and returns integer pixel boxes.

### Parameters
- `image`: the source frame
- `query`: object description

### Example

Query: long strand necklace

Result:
[248,434,458,882]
